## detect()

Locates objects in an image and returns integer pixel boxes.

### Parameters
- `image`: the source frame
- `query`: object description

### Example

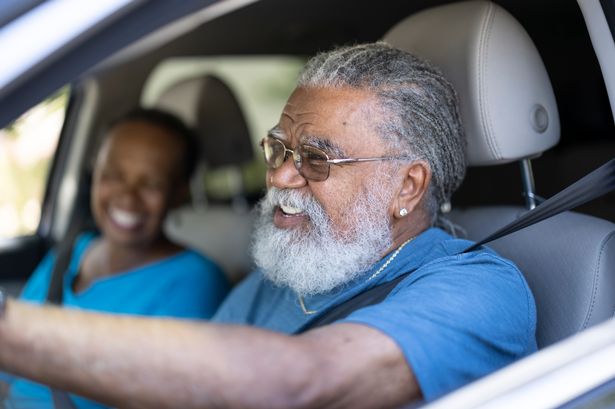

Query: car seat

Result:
[384,0,615,348]
[152,74,256,283]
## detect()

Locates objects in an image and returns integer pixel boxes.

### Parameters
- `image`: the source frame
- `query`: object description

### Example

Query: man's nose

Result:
[267,155,307,189]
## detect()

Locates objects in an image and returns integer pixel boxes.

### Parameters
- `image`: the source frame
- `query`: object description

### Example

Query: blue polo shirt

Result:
[213,227,537,400]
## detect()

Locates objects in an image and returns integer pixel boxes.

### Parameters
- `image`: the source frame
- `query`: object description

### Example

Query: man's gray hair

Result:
[297,42,466,222]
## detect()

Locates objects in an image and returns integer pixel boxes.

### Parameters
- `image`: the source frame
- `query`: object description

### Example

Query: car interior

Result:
[383,0,615,349]
[142,0,615,348]
[153,72,257,282]
[2,0,615,399]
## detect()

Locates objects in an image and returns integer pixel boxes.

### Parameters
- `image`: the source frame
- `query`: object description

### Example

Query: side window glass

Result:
[0,87,68,238]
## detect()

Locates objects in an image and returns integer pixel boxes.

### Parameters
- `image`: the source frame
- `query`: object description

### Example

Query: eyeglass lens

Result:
[262,137,330,181]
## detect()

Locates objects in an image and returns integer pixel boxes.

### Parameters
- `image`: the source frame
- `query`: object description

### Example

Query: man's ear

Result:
[392,161,431,219]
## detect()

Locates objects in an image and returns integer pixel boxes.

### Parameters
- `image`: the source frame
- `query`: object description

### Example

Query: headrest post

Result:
[190,163,208,209]
[520,159,537,210]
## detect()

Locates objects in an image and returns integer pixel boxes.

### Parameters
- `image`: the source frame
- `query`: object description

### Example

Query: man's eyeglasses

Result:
[260,135,413,182]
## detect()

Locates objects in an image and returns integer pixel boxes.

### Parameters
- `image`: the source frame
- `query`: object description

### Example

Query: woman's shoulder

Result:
[73,231,99,258]
[155,248,227,278]
[169,248,218,266]
[158,249,230,294]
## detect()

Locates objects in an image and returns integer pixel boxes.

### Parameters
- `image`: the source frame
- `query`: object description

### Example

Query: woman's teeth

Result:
[109,208,143,229]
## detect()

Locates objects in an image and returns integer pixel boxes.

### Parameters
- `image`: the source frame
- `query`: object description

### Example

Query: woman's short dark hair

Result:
[108,107,200,181]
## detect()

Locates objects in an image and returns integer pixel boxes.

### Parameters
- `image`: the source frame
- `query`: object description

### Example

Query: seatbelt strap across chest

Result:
[46,220,87,409]
[463,158,615,252]
[295,273,410,333]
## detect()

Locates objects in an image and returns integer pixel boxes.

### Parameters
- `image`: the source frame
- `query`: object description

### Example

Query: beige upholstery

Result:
[384,1,560,166]
[155,75,253,170]
[154,77,202,124]
[384,1,615,348]
[153,74,255,282]
[165,206,254,283]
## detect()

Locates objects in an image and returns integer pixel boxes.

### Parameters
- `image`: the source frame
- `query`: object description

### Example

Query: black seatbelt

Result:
[51,390,78,409]
[462,158,615,252]
[298,158,615,333]
[46,221,84,304]
[46,220,84,409]
[43,170,96,409]
[47,223,98,409]
[295,274,410,333]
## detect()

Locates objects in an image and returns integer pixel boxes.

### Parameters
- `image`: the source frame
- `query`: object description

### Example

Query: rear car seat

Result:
[384,0,615,348]
[152,74,256,283]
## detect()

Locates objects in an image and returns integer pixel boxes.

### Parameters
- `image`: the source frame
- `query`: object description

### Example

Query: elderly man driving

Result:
[0,43,536,409]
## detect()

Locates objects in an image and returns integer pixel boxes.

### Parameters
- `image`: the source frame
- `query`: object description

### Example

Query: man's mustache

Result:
[260,188,327,223]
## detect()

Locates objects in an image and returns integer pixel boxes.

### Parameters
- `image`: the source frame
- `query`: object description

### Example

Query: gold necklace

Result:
[298,237,415,315]
[367,237,415,281]
[299,295,318,315]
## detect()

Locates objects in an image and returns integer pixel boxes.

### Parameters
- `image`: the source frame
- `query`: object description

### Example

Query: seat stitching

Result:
[477,2,500,159]
[581,230,615,330]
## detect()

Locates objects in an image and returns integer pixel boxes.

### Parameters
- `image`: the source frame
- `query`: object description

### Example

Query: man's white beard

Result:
[252,174,395,296]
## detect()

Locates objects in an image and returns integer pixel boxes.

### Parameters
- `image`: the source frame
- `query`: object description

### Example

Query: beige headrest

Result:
[155,75,253,169]
[384,1,560,166]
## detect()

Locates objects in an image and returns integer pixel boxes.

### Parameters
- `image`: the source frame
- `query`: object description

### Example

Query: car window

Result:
[0,87,68,238]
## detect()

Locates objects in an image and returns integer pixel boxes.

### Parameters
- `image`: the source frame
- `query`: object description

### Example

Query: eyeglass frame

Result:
[259,135,415,182]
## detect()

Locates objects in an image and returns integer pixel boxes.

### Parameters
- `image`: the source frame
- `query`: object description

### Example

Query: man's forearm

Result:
[0,301,417,408]
[0,300,316,409]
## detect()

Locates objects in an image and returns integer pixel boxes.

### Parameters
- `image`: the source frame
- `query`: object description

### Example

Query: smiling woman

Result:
[91,114,192,253]
[5,108,231,409]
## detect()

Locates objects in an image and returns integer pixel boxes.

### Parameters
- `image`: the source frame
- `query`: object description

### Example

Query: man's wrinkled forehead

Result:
[273,86,387,155]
